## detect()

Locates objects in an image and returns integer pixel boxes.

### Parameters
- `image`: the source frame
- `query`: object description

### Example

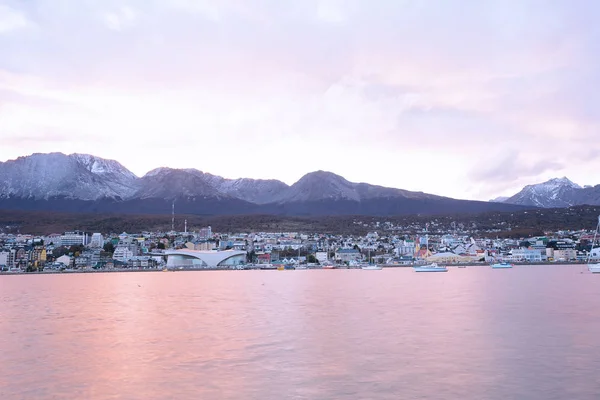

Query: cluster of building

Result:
[0,225,597,272]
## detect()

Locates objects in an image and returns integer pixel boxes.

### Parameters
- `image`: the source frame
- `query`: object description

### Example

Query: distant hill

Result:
[0,206,597,236]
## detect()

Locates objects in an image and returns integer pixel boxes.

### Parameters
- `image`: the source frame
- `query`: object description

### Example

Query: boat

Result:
[295,265,308,270]
[360,248,382,269]
[321,246,336,269]
[490,262,513,269]
[321,262,336,269]
[589,264,600,273]
[276,265,285,270]
[586,215,600,273]
[413,229,446,273]
[361,264,382,270]
[458,265,467,268]
[413,263,448,272]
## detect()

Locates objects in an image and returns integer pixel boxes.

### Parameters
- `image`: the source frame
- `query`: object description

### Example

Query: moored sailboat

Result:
[361,264,383,270]
[361,248,382,269]
[490,262,513,269]
[586,215,600,273]
[413,263,448,272]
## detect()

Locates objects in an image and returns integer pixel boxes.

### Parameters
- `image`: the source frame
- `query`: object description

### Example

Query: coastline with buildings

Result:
[1,220,598,274]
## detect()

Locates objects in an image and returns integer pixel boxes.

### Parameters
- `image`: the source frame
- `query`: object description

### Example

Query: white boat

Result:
[586,215,600,273]
[361,265,383,270]
[589,264,600,273]
[490,262,513,269]
[295,265,308,270]
[413,263,448,272]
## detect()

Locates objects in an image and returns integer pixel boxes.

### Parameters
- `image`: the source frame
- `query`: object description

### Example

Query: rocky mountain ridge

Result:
[501,177,600,208]
[0,152,530,216]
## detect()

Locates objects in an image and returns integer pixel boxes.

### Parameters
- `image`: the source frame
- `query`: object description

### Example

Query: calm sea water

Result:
[1,266,600,399]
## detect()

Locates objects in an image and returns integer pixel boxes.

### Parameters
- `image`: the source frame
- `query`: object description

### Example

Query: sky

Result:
[0,0,599,201]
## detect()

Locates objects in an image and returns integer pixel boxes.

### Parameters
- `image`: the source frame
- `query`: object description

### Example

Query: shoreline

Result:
[0,261,588,276]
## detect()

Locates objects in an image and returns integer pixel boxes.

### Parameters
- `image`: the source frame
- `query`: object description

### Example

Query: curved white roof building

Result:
[165,249,246,268]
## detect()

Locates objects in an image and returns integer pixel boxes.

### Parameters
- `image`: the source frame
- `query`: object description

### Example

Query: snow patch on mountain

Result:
[505,177,582,208]
[0,153,139,201]
[71,153,137,179]
[0,153,527,208]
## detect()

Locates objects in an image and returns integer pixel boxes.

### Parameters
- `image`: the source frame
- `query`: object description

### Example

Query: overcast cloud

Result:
[1,0,599,200]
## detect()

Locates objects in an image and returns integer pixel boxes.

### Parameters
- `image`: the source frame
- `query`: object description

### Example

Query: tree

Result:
[69,244,85,254]
[577,239,591,252]
[103,242,115,254]
[157,242,166,250]
[52,246,69,258]
[307,254,317,264]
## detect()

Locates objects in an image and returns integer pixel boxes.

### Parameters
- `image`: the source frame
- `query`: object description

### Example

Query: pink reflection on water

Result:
[1,266,599,399]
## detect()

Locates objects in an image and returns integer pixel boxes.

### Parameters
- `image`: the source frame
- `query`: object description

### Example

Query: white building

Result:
[509,248,543,262]
[89,233,104,248]
[440,235,460,246]
[61,231,88,247]
[165,249,245,268]
[315,251,329,264]
[395,240,416,256]
[56,255,71,267]
[335,248,362,263]
[0,250,15,268]
[42,234,62,246]
[553,249,577,261]
[113,246,135,262]
[198,226,212,240]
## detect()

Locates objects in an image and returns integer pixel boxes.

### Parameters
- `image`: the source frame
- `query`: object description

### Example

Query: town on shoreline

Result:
[1,219,598,274]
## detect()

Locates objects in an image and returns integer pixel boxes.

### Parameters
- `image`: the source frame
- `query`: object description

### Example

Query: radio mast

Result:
[171,200,175,232]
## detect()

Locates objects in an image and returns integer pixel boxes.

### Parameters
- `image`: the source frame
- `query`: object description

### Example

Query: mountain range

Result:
[492,177,600,208]
[0,152,531,216]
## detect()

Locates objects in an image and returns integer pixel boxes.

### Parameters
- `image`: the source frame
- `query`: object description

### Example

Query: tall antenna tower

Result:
[171,200,175,232]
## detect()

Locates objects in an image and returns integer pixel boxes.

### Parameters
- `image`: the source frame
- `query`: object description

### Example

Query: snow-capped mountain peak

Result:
[0,152,139,200]
[542,177,581,190]
[71,153,138,179]
[143,167,174,178]
[279,170,360,202]
[504,176,582,208]
[0,152,534,215]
